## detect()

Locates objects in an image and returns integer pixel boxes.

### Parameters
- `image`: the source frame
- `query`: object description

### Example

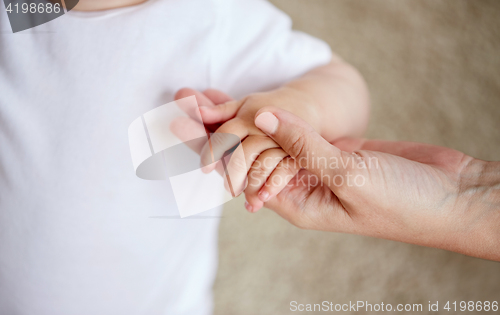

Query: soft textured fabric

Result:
[0,0,331,314]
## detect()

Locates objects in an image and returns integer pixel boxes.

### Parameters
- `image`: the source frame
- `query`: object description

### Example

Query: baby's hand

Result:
[175,88,318,212]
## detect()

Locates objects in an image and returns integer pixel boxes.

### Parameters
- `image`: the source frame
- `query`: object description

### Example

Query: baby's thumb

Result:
[254,108,343,180]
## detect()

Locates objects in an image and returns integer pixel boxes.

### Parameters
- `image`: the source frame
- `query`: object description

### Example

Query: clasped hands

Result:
[171,88,500,262]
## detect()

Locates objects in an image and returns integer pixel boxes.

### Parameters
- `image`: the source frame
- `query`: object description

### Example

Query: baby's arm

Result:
[278,56,370,142]
[200,56,370,142]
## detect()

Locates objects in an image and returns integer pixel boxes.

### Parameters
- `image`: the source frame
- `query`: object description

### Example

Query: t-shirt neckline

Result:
[65,0,155,19]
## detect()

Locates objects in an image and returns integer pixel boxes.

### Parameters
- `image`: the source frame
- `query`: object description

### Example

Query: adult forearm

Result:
[383,159,500,261]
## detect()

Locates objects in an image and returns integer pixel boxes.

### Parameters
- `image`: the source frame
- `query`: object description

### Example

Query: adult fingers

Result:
[263,169,349,231]
[257,156,301,203]
[254,107,349,183]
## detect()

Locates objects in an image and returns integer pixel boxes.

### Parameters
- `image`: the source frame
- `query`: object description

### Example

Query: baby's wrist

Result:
[275,86,322,133]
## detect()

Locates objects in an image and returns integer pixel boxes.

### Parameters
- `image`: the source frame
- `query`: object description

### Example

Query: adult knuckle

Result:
[287,133,308,160]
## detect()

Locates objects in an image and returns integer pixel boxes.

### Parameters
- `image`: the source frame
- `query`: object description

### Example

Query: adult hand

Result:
[253,107,500,262]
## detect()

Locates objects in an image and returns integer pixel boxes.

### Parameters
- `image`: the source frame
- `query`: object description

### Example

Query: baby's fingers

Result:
[200,118,249,173]
[257,157,301,204]
[199,100,242,124]
[170,116,207,154]
[244,149,289,212]
[202,89,234,105]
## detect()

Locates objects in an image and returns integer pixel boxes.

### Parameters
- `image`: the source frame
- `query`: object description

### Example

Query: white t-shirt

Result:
[0,0,331,314]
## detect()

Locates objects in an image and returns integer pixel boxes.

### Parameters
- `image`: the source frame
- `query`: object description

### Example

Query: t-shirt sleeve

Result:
[210,0,332,98]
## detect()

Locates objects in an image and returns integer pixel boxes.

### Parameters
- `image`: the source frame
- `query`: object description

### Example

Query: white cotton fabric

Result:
[0,0,331,314]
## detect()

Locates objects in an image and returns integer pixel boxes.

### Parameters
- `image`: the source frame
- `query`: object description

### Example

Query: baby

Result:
[0,0,368,314]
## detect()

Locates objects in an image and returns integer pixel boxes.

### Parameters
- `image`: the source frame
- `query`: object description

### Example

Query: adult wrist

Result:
[456,159,500,261]
[459,159,500,207]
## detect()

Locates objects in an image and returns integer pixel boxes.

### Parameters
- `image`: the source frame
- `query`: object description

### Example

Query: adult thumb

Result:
[254,107,344,180]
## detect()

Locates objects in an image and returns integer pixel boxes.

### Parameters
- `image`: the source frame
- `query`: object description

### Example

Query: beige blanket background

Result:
[214,1,500,314]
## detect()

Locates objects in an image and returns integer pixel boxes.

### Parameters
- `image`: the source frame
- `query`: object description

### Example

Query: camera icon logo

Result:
[128,96,246,218]
[3,0,80,33]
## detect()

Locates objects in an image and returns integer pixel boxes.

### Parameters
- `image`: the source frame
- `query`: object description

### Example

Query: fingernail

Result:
[244,201,253,212]
[201,163,215,174]
[258,190,270,202]
[255,112,278,135]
